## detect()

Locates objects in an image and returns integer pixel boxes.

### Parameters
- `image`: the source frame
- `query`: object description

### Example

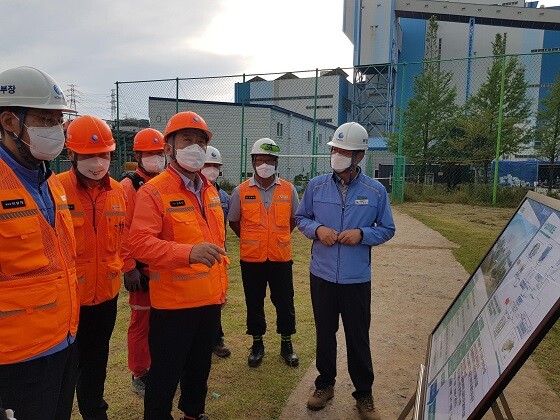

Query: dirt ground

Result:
[280,209,560,419]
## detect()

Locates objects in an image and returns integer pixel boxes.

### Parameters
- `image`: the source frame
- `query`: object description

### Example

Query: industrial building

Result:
[342,0,560,157]
[148,97,337,184]
[234,68,353,127]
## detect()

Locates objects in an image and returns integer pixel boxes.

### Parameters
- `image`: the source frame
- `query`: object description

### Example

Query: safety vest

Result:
[148,171,228,310]
[0,159,79,365]
[58,171,125,306]
[239,178,293,262]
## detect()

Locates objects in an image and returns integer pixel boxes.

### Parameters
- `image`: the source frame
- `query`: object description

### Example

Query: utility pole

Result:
[67,84,77,111]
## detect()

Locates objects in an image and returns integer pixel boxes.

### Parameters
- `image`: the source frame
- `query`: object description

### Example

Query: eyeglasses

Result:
[26,112,65,127]
[254,157,277,165]
[260,143,280,153]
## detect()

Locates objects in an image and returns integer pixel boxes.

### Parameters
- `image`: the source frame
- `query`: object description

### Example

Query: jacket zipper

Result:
[336,181,346,284]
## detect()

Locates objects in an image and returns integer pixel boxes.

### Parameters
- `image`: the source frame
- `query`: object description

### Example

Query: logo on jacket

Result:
[170,200,186,207]
[355,195,369,205]
[1,199,25,209]
[244,195,256,200]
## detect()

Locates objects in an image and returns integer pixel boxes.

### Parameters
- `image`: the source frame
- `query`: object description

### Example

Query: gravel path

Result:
[280,208,560,419]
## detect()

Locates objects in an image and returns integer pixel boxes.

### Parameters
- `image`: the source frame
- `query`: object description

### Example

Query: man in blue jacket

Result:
[295,122,395,420]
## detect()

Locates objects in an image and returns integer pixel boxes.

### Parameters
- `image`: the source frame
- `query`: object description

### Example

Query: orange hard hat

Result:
[66,115,116,154]
[163,111,212,143]
[133,128,164,152]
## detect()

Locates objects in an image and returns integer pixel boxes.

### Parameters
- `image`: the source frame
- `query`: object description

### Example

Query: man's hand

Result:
[316,226,339,246]
[124,268,143,292]
[190,242,227,267]
[338,229,363,245]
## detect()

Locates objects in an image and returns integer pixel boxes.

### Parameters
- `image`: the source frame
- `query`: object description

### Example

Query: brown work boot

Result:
[355,394,381,420]
[307,385,334,411]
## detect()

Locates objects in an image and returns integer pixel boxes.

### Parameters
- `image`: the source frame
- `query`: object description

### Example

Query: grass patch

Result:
[397,202,560,396]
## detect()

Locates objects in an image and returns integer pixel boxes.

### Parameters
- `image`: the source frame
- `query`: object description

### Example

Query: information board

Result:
[419,191,560,420]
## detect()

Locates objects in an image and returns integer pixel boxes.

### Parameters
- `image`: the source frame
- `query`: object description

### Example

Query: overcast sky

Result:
[2,0,354,118]
[3,0,558,118]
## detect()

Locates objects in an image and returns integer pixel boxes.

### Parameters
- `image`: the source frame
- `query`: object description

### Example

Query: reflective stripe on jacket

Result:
[0,159,79,364]
[58,170,125,306]
[239,178,292,262]
[129,168,228,310]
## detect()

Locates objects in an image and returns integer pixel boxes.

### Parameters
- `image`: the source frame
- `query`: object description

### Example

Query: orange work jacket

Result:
[239,178,293,262]
[58,170,125,306]
[128,168,228,310]
[0,159,79,364]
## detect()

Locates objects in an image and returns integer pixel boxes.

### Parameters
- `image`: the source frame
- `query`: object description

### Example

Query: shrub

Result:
[403,182,530,207]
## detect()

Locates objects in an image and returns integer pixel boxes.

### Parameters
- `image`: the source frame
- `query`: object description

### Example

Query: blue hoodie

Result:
[295,171,395,284]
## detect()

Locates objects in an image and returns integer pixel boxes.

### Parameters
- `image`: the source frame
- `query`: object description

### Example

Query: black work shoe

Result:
[213,343,231,358]
[131,373,147,397]
[183,415,208,420]
[280,340,299,367]
[248,342,264,367]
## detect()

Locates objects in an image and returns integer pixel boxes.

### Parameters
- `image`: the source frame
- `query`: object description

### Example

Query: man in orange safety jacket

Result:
[128,111,228,420]
[0,66,80,420]
[228,137,300,369]
[58,115,126,420]
[120,128,166,397]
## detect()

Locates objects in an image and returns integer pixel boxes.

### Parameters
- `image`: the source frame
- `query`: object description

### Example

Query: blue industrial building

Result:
[343,0,560,157]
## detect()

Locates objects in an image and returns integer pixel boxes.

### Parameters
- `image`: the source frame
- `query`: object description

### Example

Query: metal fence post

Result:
[392,62,406,203]
[240,73,246,183]
[175,78,180,113]
[311,68,319,178]
[116,81,121,175]
[492,54,507,205]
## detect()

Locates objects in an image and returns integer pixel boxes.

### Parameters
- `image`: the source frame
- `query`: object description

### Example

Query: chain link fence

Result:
[391,51,560,204]
[108,50,558,203]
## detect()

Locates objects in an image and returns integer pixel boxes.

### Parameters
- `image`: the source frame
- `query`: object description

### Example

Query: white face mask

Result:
[21,125,66,161]
[77,157,110,180]
[256,163,276,179]
[330,153,353,173]
[176,144,206,172]
[141,154,166,174]
[201,166,220,183]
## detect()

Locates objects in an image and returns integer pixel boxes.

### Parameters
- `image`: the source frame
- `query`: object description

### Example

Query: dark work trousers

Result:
[310,273,374,399]
[76,295,118,420]
[0,341,78,420]
[240,260,296,337]
[214,311,225,346]
[144,304,220,420]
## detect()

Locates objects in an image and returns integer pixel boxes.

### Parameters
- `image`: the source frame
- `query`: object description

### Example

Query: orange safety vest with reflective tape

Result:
[0,159,79,365]
[239,179,293,262]
[58,172,125,306]
[148,171,228,310]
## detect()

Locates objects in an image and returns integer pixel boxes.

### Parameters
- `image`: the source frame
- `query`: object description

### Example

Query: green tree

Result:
[388,16,459,181]
[534,73,560,192]
[454,33,531,183]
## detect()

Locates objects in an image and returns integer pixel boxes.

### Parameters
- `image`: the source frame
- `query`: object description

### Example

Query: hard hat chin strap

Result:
[11,110,41,168]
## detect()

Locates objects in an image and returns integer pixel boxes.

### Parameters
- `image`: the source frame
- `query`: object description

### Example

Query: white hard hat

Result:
[0,66,75,112]
[327,122,368,151]
[205,145,222,165]
[251,137,280,157]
